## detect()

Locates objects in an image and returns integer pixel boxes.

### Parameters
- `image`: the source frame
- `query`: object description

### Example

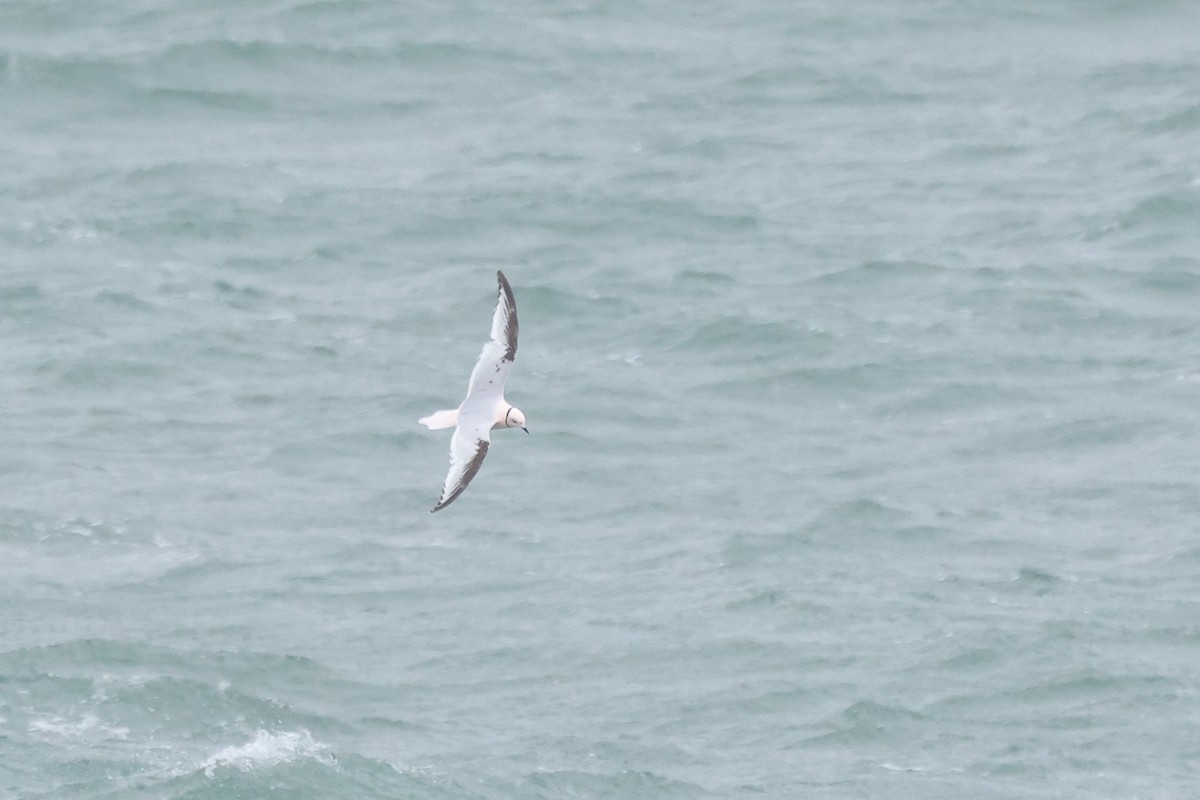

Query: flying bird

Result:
[419,270,528,512]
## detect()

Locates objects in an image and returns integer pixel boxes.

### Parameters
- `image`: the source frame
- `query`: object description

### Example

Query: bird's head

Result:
[506,406,528,433]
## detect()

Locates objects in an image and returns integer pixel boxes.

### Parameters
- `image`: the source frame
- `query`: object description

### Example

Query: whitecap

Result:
[201,729,334,777]
[28,713,129,741]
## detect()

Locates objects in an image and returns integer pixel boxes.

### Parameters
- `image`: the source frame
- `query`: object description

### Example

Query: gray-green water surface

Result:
[3,1,1200,797]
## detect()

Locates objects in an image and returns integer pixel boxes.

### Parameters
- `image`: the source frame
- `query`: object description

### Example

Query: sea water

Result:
[3,1,1200,797]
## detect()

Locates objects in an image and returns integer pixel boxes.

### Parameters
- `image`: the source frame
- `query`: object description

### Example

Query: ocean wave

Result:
[28,713,129,743]
[201,728,333,777]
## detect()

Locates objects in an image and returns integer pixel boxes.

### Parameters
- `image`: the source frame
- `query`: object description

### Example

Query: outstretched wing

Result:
[431,271,519,512]
[462,271,519,413]
[431,418,492,513]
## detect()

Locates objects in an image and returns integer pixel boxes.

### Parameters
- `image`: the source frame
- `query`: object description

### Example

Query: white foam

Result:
[29,713,129,741]
[201,729,333,777]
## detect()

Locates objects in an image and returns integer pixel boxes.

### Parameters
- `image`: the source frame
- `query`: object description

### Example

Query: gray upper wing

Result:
[463,271,519,413]
[431,420,492,512]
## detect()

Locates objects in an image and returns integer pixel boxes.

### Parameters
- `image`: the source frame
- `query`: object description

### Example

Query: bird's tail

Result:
[418,408,459,430]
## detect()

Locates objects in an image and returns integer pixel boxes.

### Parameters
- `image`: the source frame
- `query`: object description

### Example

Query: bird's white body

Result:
[419,399,521,432]
[419,271,527,512]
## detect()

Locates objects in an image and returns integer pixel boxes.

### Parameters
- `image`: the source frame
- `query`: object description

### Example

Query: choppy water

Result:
[3,1,1200,797]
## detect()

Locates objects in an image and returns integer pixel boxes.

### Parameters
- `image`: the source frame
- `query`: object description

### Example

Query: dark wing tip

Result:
[495,271,518,361]
[496,271,514,305]
[429,440,490,513]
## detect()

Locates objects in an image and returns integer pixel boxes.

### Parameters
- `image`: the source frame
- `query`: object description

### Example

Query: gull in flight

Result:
[419,270,528,512]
